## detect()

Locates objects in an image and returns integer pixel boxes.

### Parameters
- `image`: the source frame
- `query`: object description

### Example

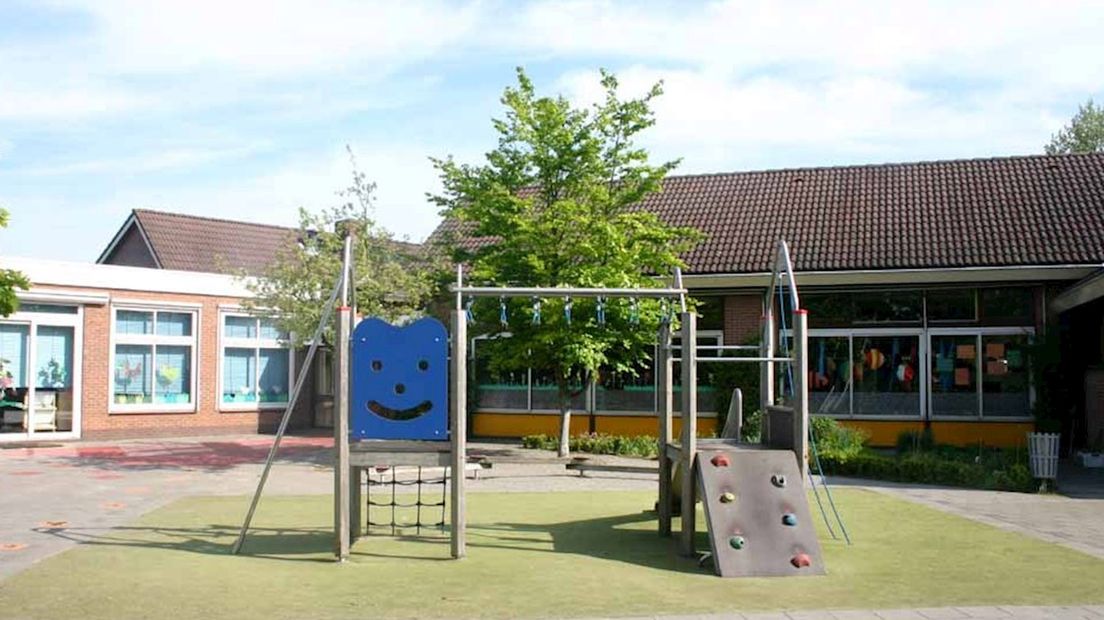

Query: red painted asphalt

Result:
[0,436,333,470]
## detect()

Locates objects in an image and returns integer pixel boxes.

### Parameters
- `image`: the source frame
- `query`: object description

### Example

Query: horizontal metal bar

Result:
[673,345,760,351]
[670,356,794,363]
[452,286,687,299]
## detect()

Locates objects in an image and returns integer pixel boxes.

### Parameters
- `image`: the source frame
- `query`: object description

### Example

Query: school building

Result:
[2,153,1104,448]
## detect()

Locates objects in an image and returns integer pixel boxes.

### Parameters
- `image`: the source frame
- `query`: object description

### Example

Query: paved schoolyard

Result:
[1,435,1103,620]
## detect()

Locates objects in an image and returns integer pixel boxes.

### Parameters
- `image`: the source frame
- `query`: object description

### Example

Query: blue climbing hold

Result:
[782,513,798,527]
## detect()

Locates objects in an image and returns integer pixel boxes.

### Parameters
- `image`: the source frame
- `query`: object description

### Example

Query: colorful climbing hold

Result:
[791,553,812,568]
[728,535,746,550]
[710,454,731,467]
[782,513,798,526]
[771,474,787,488]
[0,543,28,552]
[720,492,736,503]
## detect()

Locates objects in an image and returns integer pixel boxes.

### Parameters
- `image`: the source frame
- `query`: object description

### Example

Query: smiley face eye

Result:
[418,360,429,372]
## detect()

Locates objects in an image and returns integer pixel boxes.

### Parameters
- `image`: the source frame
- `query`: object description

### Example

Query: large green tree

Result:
[0,208,30,317]
[245,164,440,347]
[1045,99,1104,154]
[432,68,701,456]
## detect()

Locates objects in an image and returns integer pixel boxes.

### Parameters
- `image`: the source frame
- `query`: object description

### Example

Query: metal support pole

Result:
[450,267,467,559]
[678,311,697,557]
[656,322,673,537]
[761,311,775,415]
[334,235,353,561]
[792,309,809,479]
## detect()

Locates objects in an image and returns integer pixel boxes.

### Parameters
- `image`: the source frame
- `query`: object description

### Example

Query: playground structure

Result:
[231,232,837,577]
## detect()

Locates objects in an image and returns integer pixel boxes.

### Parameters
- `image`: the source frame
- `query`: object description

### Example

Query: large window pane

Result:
[114,345,152,404]
[258,348,289,403]
[473,344,529,410]
[854,291,922,323]
[595,362,655,413]
[980,288,1033,325]
[35,325,74,432]
[930,335,978,417]
[695,297,725,331]
[852,335,920,416]
[982,335,1031,417]
[532,369,587,411]
[0,324,29,387]
[809,337,850,416]
[156,312,193,337]
[803,293,853,328]
[223,348,257,403]
[116,310,153,335]
[927,290,977,322]
[258,319,286,341]
[155,345,192,404]
[35,326,73,388]
[224,316,257,339]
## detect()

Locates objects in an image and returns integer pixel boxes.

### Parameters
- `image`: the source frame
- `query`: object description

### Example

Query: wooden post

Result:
[450,308,467,559]
[334,304,352,561]
[350,466,361,543]
[678,311,697,557]
[656,322,673,537]
[792,308,809,479]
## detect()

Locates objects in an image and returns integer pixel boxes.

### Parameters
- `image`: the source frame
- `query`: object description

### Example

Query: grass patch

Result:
[1,490,1102,619]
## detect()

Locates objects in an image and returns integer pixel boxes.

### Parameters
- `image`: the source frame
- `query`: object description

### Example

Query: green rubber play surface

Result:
[1,489,1102,619]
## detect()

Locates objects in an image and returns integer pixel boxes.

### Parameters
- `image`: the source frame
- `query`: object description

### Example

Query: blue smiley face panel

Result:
[350,317,449,441]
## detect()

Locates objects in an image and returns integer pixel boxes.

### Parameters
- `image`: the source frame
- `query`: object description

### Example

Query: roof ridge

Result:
[133,208,297,232]
[660,151,1104,181]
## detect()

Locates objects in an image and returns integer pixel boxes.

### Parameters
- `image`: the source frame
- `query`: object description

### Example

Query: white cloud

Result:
[52,0,484,75]
[504,0,1104,93]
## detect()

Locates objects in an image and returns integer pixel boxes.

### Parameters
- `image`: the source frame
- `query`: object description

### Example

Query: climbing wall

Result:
[696,448,825,578]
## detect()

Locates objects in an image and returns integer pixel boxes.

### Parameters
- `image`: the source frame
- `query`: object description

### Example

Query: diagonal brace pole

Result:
[230,267,346,555]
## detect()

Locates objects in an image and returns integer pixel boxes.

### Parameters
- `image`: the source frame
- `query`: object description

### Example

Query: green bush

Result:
[819,448,1037,493]
[520,433,659,458]
[896,428,936,453]
[741,409,763,443]
[810,416,868,463]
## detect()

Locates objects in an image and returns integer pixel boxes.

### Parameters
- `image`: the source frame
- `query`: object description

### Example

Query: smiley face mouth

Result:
[367,400,434,421]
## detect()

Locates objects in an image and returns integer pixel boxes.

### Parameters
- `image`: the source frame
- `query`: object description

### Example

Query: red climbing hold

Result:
[791,553,812,568]
[710,454,731,467]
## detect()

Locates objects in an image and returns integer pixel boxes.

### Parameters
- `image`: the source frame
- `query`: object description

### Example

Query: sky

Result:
[1,0,1102,262]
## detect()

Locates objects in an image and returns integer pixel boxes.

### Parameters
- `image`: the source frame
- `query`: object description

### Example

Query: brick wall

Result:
[723,294,762,345]
[44,284,314,440]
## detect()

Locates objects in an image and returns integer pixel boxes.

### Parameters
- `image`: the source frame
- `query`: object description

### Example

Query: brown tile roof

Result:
[130,209,298,274]
[99,209,424,275]
[429,153,1104,274]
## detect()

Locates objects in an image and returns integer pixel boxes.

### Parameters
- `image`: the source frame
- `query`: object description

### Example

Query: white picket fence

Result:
[1027,432,1060,480]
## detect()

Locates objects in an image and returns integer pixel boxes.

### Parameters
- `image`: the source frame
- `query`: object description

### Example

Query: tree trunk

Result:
[556,370,571,458]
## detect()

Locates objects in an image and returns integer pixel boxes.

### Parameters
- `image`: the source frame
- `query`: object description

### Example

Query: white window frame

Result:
[927,326,1035,422]
[108,304,199,414]
[218,310,295,412]
[1,305,84,440]
[807,327,927,421]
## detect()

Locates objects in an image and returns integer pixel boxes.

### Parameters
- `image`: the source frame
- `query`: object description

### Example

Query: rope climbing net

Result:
[366,465,448,535]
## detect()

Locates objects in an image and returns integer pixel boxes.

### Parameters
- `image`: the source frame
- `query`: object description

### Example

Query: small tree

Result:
[0,208,29,317]
[245,163,440,347]
[1046,99,1104,154]
[432,68,701,456]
